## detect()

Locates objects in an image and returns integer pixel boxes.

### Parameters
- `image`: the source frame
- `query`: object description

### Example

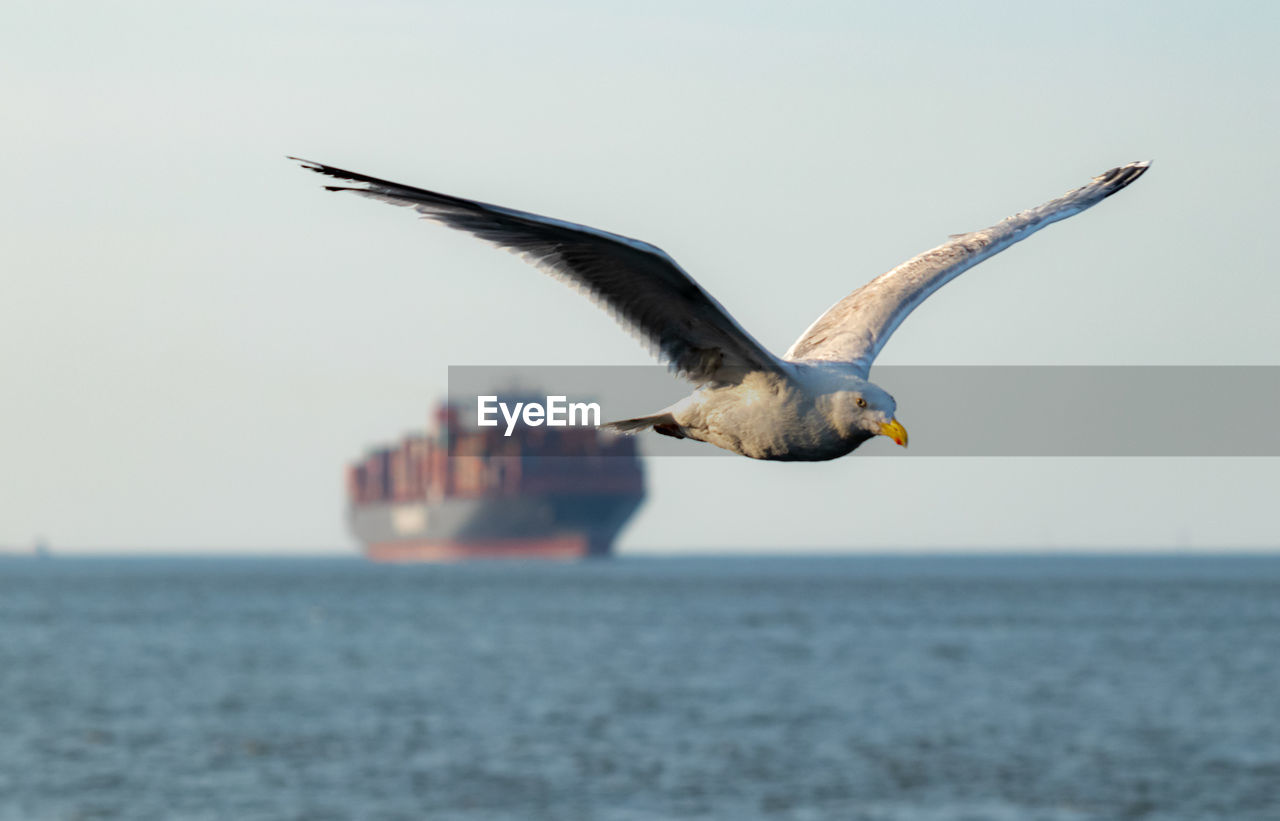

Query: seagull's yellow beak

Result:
[879,418,908,448]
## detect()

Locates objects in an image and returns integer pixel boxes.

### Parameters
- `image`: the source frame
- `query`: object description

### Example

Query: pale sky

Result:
[3,0,1278,554]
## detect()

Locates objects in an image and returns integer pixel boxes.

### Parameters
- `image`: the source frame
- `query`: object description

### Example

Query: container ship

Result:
[346,403,645,561]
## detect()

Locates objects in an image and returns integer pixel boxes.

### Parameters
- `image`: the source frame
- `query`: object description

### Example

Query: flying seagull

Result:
[294,157,1149,461]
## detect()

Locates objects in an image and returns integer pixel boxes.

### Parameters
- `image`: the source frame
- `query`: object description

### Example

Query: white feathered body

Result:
[663,366,887,461]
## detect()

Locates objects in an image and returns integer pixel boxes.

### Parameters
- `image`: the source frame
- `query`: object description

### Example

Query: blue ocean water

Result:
[1,555,1278,821]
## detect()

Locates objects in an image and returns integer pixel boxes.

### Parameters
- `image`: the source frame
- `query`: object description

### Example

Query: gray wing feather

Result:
[293,158,783,384]
[784,161,1151,374]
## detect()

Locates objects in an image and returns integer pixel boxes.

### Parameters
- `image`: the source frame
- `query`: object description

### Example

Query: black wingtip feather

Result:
[1095,160,1152,192]
[288,156,415,191]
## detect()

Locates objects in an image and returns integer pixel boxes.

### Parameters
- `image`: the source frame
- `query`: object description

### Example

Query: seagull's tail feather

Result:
[602,412,685,439]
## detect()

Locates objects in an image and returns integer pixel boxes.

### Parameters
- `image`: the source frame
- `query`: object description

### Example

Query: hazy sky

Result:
[3,1,1278,554]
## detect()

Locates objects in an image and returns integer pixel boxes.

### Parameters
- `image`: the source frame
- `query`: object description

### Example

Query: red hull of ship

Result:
[365,534,591,563]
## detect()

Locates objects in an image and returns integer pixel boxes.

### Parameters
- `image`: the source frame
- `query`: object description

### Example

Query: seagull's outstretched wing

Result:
[293,158,783,384]
[784,161,1151,374]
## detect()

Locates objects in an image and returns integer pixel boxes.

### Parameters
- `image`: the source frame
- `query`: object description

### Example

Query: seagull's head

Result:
[836,382,908,448]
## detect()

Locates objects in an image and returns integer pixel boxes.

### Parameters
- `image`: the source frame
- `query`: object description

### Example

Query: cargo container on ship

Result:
[347,403,645,561]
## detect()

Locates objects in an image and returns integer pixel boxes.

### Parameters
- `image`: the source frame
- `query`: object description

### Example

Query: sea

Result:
[1,555,1277,821]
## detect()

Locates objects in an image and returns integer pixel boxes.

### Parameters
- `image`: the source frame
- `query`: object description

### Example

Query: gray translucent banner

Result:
[447,366,1280,457]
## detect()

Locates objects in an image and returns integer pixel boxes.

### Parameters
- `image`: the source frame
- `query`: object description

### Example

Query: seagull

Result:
[294,157,1149,461]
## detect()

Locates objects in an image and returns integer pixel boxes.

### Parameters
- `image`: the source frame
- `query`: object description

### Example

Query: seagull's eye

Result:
[855,396,867,408]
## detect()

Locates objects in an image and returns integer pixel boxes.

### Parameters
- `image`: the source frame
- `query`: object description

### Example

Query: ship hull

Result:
[365,535,591,562]
[350,493,642,562]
